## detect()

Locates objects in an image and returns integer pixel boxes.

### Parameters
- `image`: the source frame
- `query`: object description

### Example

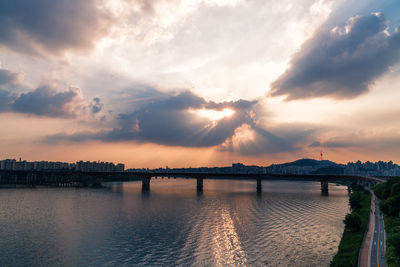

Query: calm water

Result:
[0,180,349,266]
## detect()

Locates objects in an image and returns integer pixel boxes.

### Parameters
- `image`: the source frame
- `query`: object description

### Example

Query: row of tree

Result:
[374,178,400,267]
[331,184,371,267]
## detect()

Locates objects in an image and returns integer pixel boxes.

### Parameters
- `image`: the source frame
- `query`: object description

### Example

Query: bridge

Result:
[0,169,385,194]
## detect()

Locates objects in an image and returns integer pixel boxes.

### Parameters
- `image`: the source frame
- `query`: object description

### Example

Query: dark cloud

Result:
[0,67,20,111]
[0,67,110,122]
[0,66,95,118]
[45,89,317,155]
[46,90,257,146]
[0,0,111,55]
[0,89,16,111]
[270,13,400,100]
[0,82,86,118]
[0,68,21,85]
[309,141,321,147]
[11,85,84,117]
[90,97,103,114]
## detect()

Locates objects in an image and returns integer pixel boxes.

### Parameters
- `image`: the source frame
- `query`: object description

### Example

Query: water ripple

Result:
[0,180,348,266]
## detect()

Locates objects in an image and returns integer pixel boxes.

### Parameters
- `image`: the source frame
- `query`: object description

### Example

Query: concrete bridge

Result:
[0,169,385,194]
[136,172,385,194]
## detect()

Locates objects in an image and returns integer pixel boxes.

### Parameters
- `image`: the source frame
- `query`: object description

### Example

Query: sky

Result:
[0,0,400,168]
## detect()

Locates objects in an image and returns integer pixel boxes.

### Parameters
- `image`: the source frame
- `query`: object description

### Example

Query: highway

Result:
[370,194,386,267]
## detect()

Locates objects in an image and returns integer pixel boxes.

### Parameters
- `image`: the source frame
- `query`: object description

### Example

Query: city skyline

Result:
[2,156,400,177]
[0,158,125,172]
[1,0,400,168]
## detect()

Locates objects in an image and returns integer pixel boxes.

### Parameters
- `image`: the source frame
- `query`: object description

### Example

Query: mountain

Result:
[266,158,345,175]
[275,158,338,167]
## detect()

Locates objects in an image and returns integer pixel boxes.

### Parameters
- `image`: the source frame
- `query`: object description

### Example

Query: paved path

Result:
[359,194,374,267]
[370,194,386,267]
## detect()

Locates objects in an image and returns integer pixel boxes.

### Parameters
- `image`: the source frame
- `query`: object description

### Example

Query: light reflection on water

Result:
[0,179,349,266]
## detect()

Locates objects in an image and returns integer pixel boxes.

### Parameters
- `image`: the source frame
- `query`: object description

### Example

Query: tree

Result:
[349,192,362,210]
[390,182,400,197]
[381,195,400,216]
[344,213,362,232]
[388,232,400,256]
[374,183,385,199]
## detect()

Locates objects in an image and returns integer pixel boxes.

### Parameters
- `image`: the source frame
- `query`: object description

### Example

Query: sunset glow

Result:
[191,108,235,121]
[0,0,399,168]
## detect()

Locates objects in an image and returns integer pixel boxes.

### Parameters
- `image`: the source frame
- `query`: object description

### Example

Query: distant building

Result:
[116,164,125,172]
[75,160,124,172]
[0,159,16,170]
[232,163,245,171]
[0,159,125,172]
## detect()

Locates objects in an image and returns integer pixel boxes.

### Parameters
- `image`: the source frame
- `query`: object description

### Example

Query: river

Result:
[0,179,349,266]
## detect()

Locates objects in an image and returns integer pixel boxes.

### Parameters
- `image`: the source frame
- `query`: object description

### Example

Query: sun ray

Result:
[189,108,235,121]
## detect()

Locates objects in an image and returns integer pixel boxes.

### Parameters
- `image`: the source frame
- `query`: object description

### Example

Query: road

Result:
[370,194,386,267]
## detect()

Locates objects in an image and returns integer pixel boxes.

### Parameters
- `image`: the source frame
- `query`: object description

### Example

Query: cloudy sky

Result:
[1,0,400,168]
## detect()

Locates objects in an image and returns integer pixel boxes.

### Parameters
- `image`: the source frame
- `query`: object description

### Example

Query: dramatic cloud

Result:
[11,85,86,118]
[0,80,88,118]
[270,13,400,100]
[220,123,316,155]
[0,66,102,118]
[46,89,317,155]
[48,90,256,146]
[0,0,111,55]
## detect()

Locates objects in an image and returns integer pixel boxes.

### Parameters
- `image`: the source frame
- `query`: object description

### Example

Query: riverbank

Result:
[331,184,371,267]
[374,178,400,267]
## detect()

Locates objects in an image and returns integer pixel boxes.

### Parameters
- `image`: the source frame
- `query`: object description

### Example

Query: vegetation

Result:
[278,158,337,167]
[374,178,400,267]
[344,213,362,232]
[331,184,371,267]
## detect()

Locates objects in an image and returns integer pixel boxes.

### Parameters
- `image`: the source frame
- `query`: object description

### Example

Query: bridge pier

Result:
[142,177,151,191]
[197,177,203,192]
[256,177,262,193]
[321,181,329,196]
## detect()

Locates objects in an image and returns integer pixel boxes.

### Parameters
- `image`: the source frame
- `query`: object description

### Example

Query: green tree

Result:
[344,213,362,232]
[382,195,400,217]
[374,183,385,199]
[383,179,395,198]
[390,182,400,197]
[349,192,362,210]
[388,232,400,257]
